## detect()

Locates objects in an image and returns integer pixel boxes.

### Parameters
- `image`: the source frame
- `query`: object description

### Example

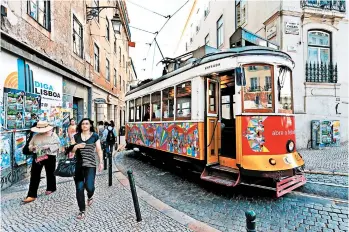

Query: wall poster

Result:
[4,88,25,130]
[14,132,27,166]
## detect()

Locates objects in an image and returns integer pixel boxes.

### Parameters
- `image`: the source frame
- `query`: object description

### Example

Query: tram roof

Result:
[126,46,293,96]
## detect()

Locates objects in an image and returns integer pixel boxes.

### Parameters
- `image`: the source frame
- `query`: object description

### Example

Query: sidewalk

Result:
[299,141,348,174]
[1,167,219,232]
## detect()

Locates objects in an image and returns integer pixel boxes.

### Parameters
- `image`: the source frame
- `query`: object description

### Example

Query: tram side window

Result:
[162,87,174,120]
[135,98,142,122]
[208,81,217,114]
[128,100,135,122]
[142,95,152,121]
[243,64,273,112]
[176,81,191,119]
[151,91,161,121]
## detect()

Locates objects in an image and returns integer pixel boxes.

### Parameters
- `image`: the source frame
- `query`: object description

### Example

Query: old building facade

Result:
[177,0,348,148]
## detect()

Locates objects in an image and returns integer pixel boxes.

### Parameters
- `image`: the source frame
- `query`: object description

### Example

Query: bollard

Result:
[108,150,112,186]
[245,210,257,232]
[103,144,107,170]
[127,170,142,222]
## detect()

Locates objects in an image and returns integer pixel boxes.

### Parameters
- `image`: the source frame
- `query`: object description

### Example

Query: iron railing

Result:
[301,0,346,12]
[305,61,338,83]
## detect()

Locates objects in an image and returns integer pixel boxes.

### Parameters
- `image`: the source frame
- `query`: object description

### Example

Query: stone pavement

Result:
[299,141,348,173]
[1,167,218,232]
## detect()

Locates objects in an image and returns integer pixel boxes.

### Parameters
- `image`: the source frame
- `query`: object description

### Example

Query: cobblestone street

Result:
[299,142,348,173]
[115,151,349,232]
[1,169,211,232]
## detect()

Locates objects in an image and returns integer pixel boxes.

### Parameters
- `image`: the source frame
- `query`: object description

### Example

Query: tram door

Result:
[220,73,237,163]
[206,78,220,165]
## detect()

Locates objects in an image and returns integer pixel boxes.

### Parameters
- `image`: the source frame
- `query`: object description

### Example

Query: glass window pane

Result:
[176,82,191,118]
[38,0,45,11]
[38,9,45,26]
[209,82,216,113]
[29,1,38,20]
[162,87,174,119]
[151,92,161,120]
[308,47,319,63]
[243,65,273,111]
[135,98,142,122]
[308,31,330,46]
[277,67,293,114]
[320,48,330,64]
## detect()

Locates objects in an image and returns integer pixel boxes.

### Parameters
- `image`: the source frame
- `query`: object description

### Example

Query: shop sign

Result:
[266,25,277,40]
[94,98,106,104]
[242,30,268,47]
[285,21,300,35]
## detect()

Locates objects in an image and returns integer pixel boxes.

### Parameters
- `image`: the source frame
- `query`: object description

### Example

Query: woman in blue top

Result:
[71,118,103,219]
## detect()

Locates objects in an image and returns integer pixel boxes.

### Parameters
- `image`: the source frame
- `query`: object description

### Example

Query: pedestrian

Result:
[22,121,60,204]
[102,120,117,154]
[71,118,103,219]
[96,121,104,138]
[68,118,77,143]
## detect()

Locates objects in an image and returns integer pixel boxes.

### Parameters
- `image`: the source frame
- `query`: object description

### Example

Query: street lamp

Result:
[111,11,122,34]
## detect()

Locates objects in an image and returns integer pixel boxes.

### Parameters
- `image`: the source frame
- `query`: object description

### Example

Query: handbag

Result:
[54,157,77,177]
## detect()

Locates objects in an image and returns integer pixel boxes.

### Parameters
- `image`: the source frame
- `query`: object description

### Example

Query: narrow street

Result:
[115,150,349,232]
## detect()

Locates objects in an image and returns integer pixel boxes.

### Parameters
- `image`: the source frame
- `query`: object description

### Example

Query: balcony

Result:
[301,0,346,12]
[305,61,338,83]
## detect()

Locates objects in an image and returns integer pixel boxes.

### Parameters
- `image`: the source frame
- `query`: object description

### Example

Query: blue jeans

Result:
[74,167,96,211]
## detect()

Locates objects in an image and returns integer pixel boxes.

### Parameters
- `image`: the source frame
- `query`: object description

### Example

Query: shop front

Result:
[92,86,118,127]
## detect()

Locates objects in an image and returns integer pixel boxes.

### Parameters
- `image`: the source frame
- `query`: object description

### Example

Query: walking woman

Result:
[71,118,103,219]
[22,121,60,203]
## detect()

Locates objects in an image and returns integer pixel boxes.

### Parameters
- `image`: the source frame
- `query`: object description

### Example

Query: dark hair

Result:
[70,118,75,123]
[98,121,104,126]
[110,120,115,128]
[104,121,109,126]
[77,118,95,133]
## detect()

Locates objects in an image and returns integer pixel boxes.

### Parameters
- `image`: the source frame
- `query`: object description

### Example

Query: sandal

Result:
[87,198,93,206]
[77,211,85,220]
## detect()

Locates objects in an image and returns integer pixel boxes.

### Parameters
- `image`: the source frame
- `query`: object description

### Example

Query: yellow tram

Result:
[125,46,306,197]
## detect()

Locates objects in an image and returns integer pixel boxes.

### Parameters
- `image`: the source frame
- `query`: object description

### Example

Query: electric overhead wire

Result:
[140,0,190,72]
[126,0,170,18]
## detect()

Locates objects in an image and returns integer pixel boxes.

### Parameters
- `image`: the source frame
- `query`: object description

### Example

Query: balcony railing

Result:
[305,62,338,83]
[301,0,346,12]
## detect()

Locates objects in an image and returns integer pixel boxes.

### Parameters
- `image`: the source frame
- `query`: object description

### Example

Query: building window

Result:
[176,81,191,119]
[135,98,141,122]
[73,15,83,58]
[106,58,110,81]
[162,87,174,120]
[94,43,100,72]
[114,69,117,87]
[217,15,224,48]
[106,18,110,41]
[250,77,259,91]
[119,75,122,90]
[236,0,246,27]
[123,55,125,68]
[123,80,125,92]
[114,39,116,54]
[205,34,209,45]
[236,2,241,26]
[129,100,135,122]
[92,0,99,22]
[151,91,161,120]
[119,47,121,65]
[265,76,271,91]
[308,31,331,64]
[27,0,50,30]
[142,95,151,121]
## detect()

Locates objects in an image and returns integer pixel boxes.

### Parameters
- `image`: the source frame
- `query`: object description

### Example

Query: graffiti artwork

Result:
[242,116,296,155]
[127,122,200,158]
[243,116,269,152]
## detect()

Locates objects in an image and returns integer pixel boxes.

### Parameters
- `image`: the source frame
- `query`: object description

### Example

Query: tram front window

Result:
[277,66,293,114]
[243,64,273,112]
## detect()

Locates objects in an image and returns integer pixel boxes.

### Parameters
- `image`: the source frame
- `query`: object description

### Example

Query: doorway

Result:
[220,73,236,159]
[73,97,83,123]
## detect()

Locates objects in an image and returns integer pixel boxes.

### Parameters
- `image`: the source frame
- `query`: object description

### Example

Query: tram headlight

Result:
[269,158,276,165]
[286,140,295,153]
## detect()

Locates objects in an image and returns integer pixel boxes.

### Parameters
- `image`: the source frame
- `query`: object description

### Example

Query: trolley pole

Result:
[108,149,112,186]
[245,210,257,232]
[127,170,142,222]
